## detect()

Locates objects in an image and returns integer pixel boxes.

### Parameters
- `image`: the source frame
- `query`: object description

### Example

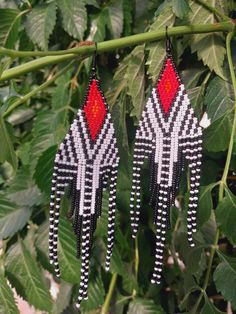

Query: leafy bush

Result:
[0,0,236,313]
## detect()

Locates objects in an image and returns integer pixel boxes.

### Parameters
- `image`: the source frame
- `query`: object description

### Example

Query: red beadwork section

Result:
[157,58,180,114]
[84,79,106,140]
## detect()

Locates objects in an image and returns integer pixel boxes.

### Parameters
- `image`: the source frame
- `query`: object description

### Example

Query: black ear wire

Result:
[92,42,98,75]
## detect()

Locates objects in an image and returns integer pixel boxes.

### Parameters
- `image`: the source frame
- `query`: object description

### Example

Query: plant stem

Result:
[192,31,236,313]
[194,0,230,21]
[134,236,139,283]
[132,236,139,298]
[3,60,76,117]
[0,21,235,82]
[101,273,118,314]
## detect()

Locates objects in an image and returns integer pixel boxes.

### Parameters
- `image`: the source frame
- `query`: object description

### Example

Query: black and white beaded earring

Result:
[48,44,119,309]
[130,28,202,284]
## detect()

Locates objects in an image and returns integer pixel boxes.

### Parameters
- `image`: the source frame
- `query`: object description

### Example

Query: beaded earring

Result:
[130,28,202,284]
[48,44,119,309]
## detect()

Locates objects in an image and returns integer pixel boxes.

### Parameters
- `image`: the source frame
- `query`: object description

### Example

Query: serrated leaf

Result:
[107,0,124,38]
[123,0,133,36]
[0,115,17,171]
[216,188,236,244]
[205,76,234,123]
[34,145,57,196]
[111,93,129,149]
[185,245,206,279]
[182,68,206,90]
[198,185,214,227]
[203,111,232,152]
[25,2,57,50]
[7,167,42,207]
[189,1,226,78]
[146,6,175,82]
[87,10,107,42]
[0,274,19,314]
[81,274,105,311]
[126,45,145,121]
[30,71,71,163]
[0,196,31,239]
[5,240,53,311]
[31,111,57,162]
[58,0,87,40]
[213,254,236,309]
[172,0,190,18]
[58,218,81,283]
[128,298,164,314]
[0,8,21,48]
[110,245,125,276]
[187,86,204,117]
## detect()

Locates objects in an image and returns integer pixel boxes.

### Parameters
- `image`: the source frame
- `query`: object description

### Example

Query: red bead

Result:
[156,58,180,114]
[84,80,106,140]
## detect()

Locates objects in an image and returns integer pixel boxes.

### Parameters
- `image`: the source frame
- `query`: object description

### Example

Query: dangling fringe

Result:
[130,55,202,285]
[49,70,119,310]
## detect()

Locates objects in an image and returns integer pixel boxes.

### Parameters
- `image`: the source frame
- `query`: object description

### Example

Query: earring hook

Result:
[92,42,98,72]
[165,26,172,55]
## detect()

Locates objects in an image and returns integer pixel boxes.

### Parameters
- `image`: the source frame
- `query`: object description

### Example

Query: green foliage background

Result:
[0,0,236,313]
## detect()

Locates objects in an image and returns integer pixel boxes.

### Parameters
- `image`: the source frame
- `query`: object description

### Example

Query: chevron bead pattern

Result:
[49,67,119,309]
[130,53,202,284]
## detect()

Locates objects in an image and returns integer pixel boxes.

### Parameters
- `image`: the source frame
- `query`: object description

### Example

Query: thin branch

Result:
[0,21,235,82]
[3,60,77,117]
[101,273,118,314]
[194,0,230,21]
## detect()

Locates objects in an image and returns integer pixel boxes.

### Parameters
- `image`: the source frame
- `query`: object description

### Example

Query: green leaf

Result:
[213,253,236,309]
[126,45,145,121]
[95,192,109,237]
[110,245,125,276]
[106,54,130,108]
[197,185,214,227]
[58,218,81,283]
[0,115,17,171]
[205,76,234,123]
[172,0,190,18]
[25,2,57,50]
[107,0,124,38]
[81,274,105,311]
[123,0,133,36]
[52,282,72,314]
[203,111,232,152]
[185,245,206,279]
[0,274,19,314]
[0,196,31,239]
[128,298,165,314]
[187,85,204,117]
[146,6,175,82]
[182,67,206,90]
[34,145,57,196]
[5,240,53,311]
[7,167,42,207]
[0,8,21,48]
[30,71,71,163]
[58,0,87,40]
[87,10,107,42]
[201,294,226,314]
[216,188,236,245]
[189,1,226,78]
